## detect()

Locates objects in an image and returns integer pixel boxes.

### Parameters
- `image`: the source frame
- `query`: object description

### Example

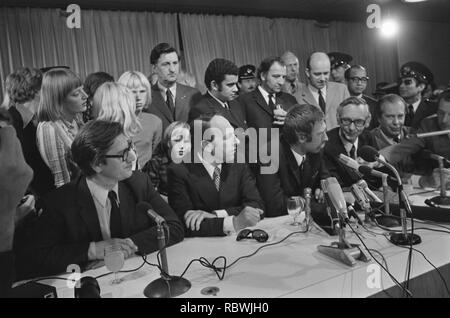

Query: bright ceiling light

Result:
[402,0,428,3]
[380,19,399,38]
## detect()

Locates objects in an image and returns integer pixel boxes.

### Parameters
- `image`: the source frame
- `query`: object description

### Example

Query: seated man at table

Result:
[167,114,264,237]
[256,104,334,231]
[380,89,450,189]
[20,120,184,277]
[323,96,376,187]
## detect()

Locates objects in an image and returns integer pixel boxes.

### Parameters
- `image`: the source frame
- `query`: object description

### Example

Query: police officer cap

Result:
[328,52,353,69]
[400,61,433,85]
[238,64,256,81]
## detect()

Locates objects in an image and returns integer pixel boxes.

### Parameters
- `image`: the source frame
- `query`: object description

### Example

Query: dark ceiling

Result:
[1,0,449,23]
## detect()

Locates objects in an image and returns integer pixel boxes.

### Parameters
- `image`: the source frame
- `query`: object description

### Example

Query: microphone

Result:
[421,150,450,206]
[422,150,450,168]
[350,183,371,211]
[357,179,383,204]
[137,202,165,225]
[74,277,101,298]
[323,177,349,222]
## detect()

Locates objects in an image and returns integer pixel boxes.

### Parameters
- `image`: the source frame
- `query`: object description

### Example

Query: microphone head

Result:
[358,165,373,177]
[357,146,379,162]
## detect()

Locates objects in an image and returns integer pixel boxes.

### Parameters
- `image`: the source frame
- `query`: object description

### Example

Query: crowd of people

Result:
[1,41,449,296]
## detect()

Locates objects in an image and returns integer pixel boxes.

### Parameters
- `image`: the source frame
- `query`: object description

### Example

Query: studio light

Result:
[380,19,399,38]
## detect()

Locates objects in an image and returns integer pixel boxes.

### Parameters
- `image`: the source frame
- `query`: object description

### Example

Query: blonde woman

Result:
[117,71,162,167]
[37,68,87,188]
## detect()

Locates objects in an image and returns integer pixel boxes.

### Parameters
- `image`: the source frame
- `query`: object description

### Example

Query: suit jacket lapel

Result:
[175,84,187,120]
[299,84,318,107]
[326,84,337,106]
[282,139,302,188]
[253,89,273,117]
[118,182,134,238]
[151,84,173,122]
[76,177,103,241]
[188,163,219,209]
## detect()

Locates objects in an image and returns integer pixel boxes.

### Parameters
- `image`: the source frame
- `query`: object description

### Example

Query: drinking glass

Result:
[287,197,304,226]
[104,244,125,285]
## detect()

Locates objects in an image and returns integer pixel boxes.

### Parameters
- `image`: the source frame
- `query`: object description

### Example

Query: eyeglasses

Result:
[103,140,135,162]
[349,77,369,83]
[236,229,269,243]
[340,118,367,128]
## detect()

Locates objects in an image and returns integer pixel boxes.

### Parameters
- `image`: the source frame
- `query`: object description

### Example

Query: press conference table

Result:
[36,189,450,298]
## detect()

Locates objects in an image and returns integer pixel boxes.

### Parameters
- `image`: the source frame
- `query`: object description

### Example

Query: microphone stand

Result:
[380,161,421,245]
[427,156,450,207]
[144,222,191,298]
[375,173,401,228]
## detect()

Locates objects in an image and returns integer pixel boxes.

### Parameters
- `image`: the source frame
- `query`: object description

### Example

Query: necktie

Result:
[349,145,356,159]
[268,94,276,110]
[108,191,122,238]
[212,165,221,191]
[166,89,175,116]
[318,89,326,114]
[405,104,414,126]
[393,135,400,143]
[291,82,296,94]
[224,102,229,110]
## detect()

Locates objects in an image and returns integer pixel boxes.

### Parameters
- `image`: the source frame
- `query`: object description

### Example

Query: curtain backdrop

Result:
[179,13,399,94]
[0,7,398,100]
[0,7,179,100]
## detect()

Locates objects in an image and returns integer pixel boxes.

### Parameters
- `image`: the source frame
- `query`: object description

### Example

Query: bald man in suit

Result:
[294,52,350,131]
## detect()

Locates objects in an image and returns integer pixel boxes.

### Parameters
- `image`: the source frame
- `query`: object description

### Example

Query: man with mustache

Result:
[21,120,183,278]
[295,52,350,130]
[323,97,376,187]
[237,64,257,95]
[189,58,246,129]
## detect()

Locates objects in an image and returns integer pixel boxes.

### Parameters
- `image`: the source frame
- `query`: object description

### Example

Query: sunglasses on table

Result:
[236,229,269,243]
[103,140,135,162]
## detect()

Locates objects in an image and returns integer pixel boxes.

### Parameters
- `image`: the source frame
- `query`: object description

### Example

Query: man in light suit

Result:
[281,51,303,95]
[21,121,183,278]
[147,43,199,132]
[189,58,246,129]
[295,52,350,131]
[168,114,264,237]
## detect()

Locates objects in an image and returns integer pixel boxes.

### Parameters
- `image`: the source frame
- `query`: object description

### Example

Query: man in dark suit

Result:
[7,67,55,197]
[323,97,376,187]
[345,65,379,129]
[189,58,246,129]
[398,61,437,130]
[237,64,257,95]
[381,90,450,188]
[295,52,350,131]
[22,120,183,278]
[0,114,34,297]
[168,114,264,237]
[256,104,330,221]
[238,56,297,131]
[147,43,199,132]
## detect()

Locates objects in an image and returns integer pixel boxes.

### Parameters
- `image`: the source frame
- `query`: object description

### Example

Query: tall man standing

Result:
[147,43,199,131]
[281,51,302,95]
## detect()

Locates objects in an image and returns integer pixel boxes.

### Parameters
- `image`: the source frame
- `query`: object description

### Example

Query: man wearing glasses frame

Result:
[345,65,378,129]
[323,96,377,187]
[19,120,183,278]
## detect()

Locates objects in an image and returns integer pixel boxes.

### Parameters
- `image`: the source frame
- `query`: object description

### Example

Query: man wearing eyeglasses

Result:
[20,120,183,278]
[398,61,437,130]
[323,96,377,187]
[345,65,378,129]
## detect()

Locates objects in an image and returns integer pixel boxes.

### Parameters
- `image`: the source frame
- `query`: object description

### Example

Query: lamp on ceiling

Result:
[402,0,428,3]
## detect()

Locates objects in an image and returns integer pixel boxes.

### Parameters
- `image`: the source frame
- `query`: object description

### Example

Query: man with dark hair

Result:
[147,42,199,131]
[256,104,330,223]
[23,120,183,277]
[323,96,376,187]
[296,52,350,131]
[238,56,297,131]
[189,58,245,129]
[398,61,437,130]
[381,90,450,188]
[83,71,114,121]
[168,114,264,237]
[7,67,55,197]
[345,65,378,129]
[237,64,257,94]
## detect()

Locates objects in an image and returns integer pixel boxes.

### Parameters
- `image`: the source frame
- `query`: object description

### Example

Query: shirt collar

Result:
[207,90,228,109]
[339,129,358,155]
[411,98,421,112]
[379,127,403,145]
[308,84,327,96]
[290,148,305,167]
[158,81,177,99]
[15,103,35,128]
[86,178,119,208]
[197,152,221,179]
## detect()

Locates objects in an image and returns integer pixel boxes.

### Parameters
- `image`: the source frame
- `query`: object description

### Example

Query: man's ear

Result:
[365,113,372,129]
[211,80,219,91]
[91,160,103,174]
[297,133,307,144]
[305,69,310,80]
[418,82,426,94]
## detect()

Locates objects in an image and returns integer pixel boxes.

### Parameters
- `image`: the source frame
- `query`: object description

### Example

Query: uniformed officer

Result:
[237,64,257,94]
[328,52,353,84]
